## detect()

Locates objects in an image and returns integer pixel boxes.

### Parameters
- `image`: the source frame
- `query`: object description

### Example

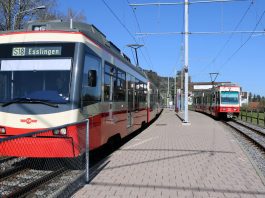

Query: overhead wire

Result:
[217,7,265,71]
[171,5,185,78]
[129,0,155,70]
[253,0,265,37]
[101,0,153,70]
[101,0,136,42]
[193,0,254,77]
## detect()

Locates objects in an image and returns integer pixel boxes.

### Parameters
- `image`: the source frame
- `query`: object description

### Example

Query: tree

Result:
[248,92,252,103]
[253,94,257,102]
[144,70,161,88]
[63,8,86,22]
[0,0,86,31]
[0,0,58,31]
[257,94,261,102]
[258,100,265,111]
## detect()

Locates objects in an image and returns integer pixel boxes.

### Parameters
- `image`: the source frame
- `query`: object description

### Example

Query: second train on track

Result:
[193,83,241,119]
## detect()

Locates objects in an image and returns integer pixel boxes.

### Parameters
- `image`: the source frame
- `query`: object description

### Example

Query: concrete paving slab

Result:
[73,109,265,197]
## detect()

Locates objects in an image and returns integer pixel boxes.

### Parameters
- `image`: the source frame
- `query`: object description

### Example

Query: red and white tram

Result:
[193,83,240,119]
[0,21,161,158]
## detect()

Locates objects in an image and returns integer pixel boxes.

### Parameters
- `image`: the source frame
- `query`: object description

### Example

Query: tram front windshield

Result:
[0,59,71,103]
[220,91,239,105]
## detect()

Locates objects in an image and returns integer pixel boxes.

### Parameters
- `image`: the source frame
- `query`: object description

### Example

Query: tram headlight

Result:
[60,128,67,135]
[0,127,6,134]
[53,127,67,135]
[53,129,60,135]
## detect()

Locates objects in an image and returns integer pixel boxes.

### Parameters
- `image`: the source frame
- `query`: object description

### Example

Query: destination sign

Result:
[12,46,62,57]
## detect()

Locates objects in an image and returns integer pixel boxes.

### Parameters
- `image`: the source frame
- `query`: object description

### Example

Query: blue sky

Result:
[57,0,265,96]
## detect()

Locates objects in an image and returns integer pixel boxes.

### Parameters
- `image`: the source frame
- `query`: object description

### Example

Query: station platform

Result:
[74,109,265,198]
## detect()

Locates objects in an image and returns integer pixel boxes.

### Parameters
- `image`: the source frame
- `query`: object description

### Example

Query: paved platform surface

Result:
[74,109,265,198]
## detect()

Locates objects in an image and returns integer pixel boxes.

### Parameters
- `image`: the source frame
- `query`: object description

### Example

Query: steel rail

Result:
[224,121,265,151]
[0,157,15,164]
[0,165,27,181]
[231,119,265,136]
[4,168,67,198]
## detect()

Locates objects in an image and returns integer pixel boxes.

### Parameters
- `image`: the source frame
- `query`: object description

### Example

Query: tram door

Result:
[127,75,134,130]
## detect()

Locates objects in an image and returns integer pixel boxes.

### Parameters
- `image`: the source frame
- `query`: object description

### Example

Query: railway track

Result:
[0,150,110,197]
[0,159,67,198]
[224,119,265,150]
[0,157,16,164]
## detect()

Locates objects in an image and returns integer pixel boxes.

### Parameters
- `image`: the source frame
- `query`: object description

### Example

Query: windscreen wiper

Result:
[1,97,59,108]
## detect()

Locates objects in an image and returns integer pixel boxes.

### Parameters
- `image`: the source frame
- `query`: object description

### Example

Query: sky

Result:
[57,0,265,96]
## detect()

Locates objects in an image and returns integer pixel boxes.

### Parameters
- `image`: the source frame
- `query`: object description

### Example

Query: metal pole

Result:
[135,48,139,66]
[183,0,190,124]
[180,69,183,111]
[85,119,90,184]
[174,69,177,106]
[127,44,143,67]
[168,76,170,108]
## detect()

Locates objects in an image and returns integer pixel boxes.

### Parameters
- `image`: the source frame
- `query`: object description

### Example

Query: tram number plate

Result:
[12,47,26,56]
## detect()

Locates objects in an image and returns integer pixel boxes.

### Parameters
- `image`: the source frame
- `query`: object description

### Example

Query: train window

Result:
[104,73,111,101]
[128,75,135,111]
[114,69,126,101]
[220,91,239,104]
[104,64,126,102]
[104,64,115,101]
[82,54,101,105]
[139,82,147,103]
[0,59,71,103]
[134,79,140,110]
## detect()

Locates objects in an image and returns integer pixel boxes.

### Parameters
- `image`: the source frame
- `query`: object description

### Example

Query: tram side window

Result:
[141,83,147,103]
[104,64,126,102]
[135,79,140,109]
[114,69,126,101]
[82,54,101,106]
[138,82,143,104]
[128,75,135,110]
[104,64,111,101]
[104,64,116,101]
[150,88,156,110]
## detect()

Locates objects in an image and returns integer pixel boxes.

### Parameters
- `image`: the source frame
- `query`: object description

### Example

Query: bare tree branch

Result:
[0,0,87,31]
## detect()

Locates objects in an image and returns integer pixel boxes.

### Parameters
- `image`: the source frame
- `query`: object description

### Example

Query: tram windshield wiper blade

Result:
[1,97,59,108]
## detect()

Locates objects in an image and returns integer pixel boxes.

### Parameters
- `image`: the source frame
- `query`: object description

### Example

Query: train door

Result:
[127,75,134,130]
